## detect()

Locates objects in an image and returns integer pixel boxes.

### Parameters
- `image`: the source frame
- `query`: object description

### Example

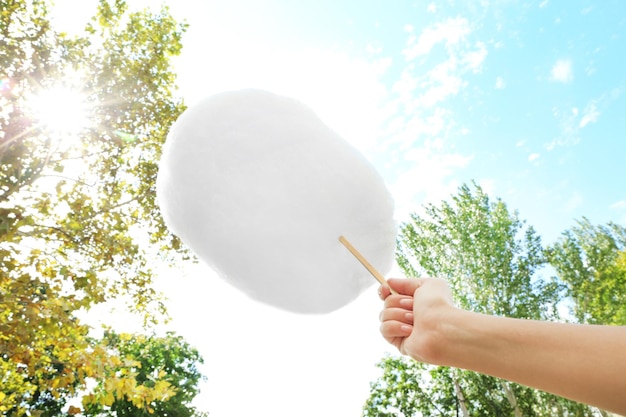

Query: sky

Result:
[50,0,626,416]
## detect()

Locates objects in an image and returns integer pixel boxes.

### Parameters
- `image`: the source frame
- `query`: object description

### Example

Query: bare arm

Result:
[379,278,626,415]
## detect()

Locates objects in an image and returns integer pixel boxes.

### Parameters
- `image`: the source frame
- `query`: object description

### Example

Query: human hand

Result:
[379,277,456,363]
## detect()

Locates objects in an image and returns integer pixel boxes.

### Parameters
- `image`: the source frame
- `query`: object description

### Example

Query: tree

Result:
[363,184,604,416]
[547,218,626,325]
[0,0,192,414]
[83,331,208,417]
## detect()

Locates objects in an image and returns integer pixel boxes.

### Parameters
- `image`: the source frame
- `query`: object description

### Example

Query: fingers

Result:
[379,306,414,345]
[380,319,413,340]
[377,277,429,351]
[379,277,427,300]
[384,294,413,310]
[379,307,414,324]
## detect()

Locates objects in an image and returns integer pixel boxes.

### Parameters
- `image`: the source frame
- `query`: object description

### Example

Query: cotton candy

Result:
[156,89,396,314]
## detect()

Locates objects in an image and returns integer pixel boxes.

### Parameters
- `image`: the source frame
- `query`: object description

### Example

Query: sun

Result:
[27,85,91,136]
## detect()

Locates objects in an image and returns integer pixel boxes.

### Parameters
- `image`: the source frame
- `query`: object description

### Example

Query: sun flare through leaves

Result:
[26,84,92,138]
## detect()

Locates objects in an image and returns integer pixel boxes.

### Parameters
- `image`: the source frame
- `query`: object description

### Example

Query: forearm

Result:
[437,309,626,414]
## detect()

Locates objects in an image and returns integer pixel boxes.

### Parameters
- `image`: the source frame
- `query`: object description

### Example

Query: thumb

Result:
[387,277,426,296]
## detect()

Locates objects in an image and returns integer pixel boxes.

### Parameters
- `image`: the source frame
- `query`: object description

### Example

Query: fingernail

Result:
[401,325,412,333]
[404,312,414,321]
[400,298,412,307]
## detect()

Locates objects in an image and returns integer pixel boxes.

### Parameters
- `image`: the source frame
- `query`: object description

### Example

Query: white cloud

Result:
[546,106,581,150]
[565,191,583,212]
[528,153,541,162]
[579,103,600,128]
[409,109,447,139]
[403,17,471,59]
[390,58,466,118]
[390,141,473,220]
[366,42,384,55]
[391,69,419,99]
[427,3,437,13]
[547,88,619,150]
[463,41,488,72]
[550,59,574,83]
[539,0,549,8]
[381,107,450,152]
[390,14,488,155]
[495,76,506,89]
[546,136,580,151]
[417,60,465,108]
[610,200,626,210]
[382,14,487,212]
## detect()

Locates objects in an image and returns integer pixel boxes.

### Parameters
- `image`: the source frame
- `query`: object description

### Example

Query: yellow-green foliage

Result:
[0,0,191,414]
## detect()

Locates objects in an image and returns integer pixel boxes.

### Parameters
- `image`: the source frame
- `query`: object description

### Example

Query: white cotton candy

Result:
[156,89,396,314]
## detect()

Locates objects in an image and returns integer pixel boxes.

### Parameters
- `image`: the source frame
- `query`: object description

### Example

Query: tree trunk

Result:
[453,372,470,417]
[503,381,523,417]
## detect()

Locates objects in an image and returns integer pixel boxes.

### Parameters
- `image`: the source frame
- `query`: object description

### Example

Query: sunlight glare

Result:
[28,86,90,136]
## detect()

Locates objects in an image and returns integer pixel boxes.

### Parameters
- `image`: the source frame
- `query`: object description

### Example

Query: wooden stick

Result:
[339,235,397,295]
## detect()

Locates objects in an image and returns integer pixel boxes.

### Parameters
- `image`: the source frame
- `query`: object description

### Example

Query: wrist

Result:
[431,309,517,375]
[411,304,468,365]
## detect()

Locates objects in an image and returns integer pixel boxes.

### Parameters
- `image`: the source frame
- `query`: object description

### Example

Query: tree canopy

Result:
[83,331,208,417]
[548,218,626,325]
[364,184,610,416]
[0,0,203,414]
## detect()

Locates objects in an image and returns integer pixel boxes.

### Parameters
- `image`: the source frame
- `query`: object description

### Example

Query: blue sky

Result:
[52,1,626,416]
[163,0,626,242]
[298,0,626,242]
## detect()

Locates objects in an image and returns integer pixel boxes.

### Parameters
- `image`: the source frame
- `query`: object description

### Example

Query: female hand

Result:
[379,277,456,363]
[379,277,626,415]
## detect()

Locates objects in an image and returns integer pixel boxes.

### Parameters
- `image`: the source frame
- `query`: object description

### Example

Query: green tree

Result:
[83,331,208,417]
[547,218,626,325]
[0,0,191,414]
[363,184,603,416]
